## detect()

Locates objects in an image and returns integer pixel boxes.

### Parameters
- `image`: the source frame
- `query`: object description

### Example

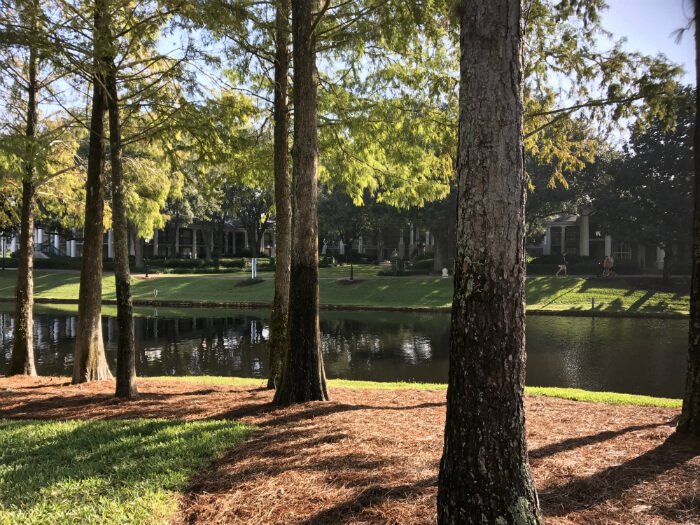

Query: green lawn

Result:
[155,376,682,408]
[0,270,689,315]
[0,418,251,525]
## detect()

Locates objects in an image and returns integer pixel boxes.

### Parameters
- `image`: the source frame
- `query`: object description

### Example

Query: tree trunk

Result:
[106,42,138,399]
[268,0,291,390]
[204,227,212,261]
[133,232,144,268]
[678,0,700,436]
[10,38,38,377]
[662,249,671,286]
[274,0,328,405]
[437,2,541,524]
[73,3,113,384]
[170,222,178,258]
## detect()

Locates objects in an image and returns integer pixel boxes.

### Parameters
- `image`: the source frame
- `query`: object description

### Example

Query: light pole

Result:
[1,235,5,271]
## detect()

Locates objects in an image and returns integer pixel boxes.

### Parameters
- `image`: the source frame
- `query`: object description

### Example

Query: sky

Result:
[602,0,695,85]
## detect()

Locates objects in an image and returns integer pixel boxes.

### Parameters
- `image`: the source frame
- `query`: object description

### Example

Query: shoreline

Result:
[0,296,688,319]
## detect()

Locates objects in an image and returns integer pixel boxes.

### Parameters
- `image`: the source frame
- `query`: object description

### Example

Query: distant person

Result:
[609,255,615,276]
[602,255,611,277]
[555,252,568,276]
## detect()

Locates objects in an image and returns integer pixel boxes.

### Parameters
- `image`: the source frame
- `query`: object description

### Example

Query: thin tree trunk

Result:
[10,36,38,377]
[106,40,138,398]
[73,2,112,384]
[678,0,700,436]
[274,0,328,405]
[268,0,291,389]
[437,2,541,524]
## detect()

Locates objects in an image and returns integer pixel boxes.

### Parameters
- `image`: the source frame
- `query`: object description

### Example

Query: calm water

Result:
[0,307,688,398]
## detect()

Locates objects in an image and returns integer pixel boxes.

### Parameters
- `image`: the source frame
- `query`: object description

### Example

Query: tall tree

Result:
[103,0,137,398]
[72,0,112,383]
[437,1,541,523]
[9,0,39,376]
[274,0,328,404]
[267,0,291,390]
[678,0,700,436]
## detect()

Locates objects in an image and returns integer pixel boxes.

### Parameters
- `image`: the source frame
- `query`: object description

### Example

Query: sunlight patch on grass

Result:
[0,419,251,525]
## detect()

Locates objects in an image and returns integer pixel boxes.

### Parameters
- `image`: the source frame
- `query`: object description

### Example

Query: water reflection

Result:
[0,308,688,398]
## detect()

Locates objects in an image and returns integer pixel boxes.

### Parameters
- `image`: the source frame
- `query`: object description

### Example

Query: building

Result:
[534,211,684,271]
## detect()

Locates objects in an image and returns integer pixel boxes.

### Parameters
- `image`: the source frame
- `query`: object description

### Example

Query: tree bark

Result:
[268,0,291,390]
[437,2,541,524]
[106,31,138,398]
[274,0,328,405]
[10,34,38,377]
[678,0,700,436]
[72,1,113,384]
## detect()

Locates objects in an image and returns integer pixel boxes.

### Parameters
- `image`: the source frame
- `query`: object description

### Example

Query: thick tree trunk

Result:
[10,41,38,377]
[437,2,541,524]
[106,49,138,399]
[268,0,291,390]
[73,4,113,384]
[274,0,328,405]
[678,0,700,436]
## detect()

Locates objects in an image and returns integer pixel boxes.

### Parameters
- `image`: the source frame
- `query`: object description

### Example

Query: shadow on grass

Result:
[0,418,250,522]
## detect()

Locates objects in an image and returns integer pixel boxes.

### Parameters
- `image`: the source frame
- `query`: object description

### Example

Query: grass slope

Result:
[0,419,251,525]
[153,376,682,408]
[0,270,689,314]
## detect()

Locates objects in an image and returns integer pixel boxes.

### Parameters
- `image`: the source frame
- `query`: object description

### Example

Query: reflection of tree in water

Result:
[130,316,270,378]
[319,315,450,379]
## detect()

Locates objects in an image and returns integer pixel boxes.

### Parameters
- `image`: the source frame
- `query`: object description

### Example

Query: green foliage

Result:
[0,418,251,525]
[593,87,695,250]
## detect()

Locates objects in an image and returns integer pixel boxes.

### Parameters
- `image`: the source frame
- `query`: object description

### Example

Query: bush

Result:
[319,255,335,268]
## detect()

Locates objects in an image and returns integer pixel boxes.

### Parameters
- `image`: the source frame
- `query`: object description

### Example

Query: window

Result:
[613,242,632,261]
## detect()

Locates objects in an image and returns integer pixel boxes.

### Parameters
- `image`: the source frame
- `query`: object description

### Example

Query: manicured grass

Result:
[152,376,682,408]
[526,386,682,408]
[526,276,689,315]
[0,271,689,314]
[0,419,251,525]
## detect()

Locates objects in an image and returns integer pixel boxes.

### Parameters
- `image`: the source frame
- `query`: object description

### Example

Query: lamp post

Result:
[348,237,354,281]
[1,234,6,271]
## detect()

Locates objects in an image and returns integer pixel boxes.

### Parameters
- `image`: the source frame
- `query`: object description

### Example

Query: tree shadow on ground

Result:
[538,433,700,518]
[529,419,677,460]
[0,418,249,518]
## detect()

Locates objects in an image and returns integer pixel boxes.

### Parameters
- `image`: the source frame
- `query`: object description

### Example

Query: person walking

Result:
[602,255,611,277]
[555,251,568,276]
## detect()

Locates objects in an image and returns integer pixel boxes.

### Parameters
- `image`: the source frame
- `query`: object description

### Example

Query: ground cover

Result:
[0,376,697,525]
[156,375,683,408]
[0,270,689,315]
[0,414,250,525]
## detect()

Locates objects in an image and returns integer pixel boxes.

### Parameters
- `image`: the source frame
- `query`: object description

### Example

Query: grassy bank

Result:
[0,269,689,315]
[0,418,251,525]
[154,376,683,408]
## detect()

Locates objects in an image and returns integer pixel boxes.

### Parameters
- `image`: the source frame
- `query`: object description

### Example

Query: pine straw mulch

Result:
[0,376,699,525]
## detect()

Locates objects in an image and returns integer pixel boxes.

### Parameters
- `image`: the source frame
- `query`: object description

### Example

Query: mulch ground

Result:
[1,376,698,525]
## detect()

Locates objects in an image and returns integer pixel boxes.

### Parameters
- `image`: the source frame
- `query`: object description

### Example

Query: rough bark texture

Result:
[274,0,328,405]
[106,48,138,399]
[437,2,541,524]
[10,39,38,377]
[678,0,700,436]
[268,0,291,390]
[73,3,113,383]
